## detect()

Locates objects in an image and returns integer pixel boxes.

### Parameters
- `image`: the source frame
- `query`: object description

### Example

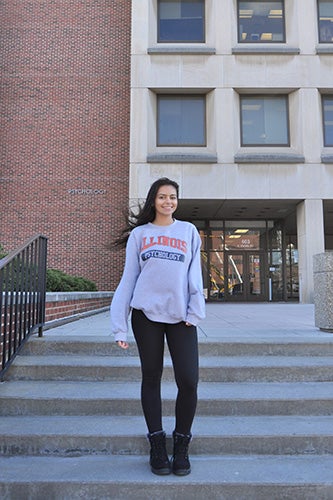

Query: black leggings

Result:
[131,308,199,435]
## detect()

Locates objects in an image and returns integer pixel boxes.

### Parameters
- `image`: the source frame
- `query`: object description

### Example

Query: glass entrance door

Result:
[226,252,266,301]
[198,220,282,302]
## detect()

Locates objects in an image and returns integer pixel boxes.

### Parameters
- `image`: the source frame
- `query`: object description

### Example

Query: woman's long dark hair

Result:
[113,177,179,247]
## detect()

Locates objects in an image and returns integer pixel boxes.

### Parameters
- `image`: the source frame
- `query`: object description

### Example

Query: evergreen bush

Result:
[1,244,97,292]
[46,269,97,292]
[0,244,7,259]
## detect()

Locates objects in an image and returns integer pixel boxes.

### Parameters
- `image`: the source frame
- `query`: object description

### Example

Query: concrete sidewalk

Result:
[44,302,333,342]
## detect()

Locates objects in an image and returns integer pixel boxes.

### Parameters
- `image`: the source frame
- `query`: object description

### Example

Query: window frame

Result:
[157,94,207,147]
[157,0,205,43]
[317,0,333,43]
[240,94,290,147]
[237,0,286,44]
[322,95,333,146]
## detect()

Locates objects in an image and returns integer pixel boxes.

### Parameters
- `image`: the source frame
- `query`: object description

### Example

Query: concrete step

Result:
[1,415,333,457]
[0,454,333,499]
[23,334,333,357]
[7,354,333,382]
[2,331,333,497]
[1,380,333,416]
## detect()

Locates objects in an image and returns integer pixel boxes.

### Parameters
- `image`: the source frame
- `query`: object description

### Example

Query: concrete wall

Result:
[130,0,333,302]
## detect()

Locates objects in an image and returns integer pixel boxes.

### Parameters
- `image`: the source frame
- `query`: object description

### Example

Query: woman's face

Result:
[154,185,178,218]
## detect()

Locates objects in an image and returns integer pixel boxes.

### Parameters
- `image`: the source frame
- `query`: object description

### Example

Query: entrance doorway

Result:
[197,219,296,302]
[225,251,266,301]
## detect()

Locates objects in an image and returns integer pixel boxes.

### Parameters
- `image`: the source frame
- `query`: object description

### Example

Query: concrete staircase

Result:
[1,334,333,499]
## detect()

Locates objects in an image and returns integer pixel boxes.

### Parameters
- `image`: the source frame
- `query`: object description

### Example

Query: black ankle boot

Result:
[172,431,192,476]
[147,430,171,475]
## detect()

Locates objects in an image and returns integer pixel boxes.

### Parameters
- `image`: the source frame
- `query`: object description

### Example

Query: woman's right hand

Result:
[117,340,129,349]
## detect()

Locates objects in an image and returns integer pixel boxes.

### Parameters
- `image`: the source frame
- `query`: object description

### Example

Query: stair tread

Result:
[1,415,333,437]
[12,354,333,368]
[29,334,333,345]
[1,380,333,399]
[2,335,333,491]
[0,454,333,485]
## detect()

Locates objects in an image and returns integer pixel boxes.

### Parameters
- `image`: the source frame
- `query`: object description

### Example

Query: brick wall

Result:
[45,292,113,323]
[0,1,131,290]
[1,292,113,368]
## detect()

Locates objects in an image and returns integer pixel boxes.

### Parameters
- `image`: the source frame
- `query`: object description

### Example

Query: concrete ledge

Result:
[234,153,305,164]
[321,154,333,163]
[232,46,300,55]
[316,45,333,54]
[1,291,113,304]
[46,292,113,302]
[147,153,217,163]
[148,46,216,54]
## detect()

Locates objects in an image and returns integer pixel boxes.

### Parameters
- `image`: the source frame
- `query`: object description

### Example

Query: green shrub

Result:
[1,244,97,292]
[46,269,97,292]
[0,244,7,259]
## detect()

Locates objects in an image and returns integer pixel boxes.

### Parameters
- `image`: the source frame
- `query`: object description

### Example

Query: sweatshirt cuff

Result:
[185,313,201,327]
[114,332,127,342]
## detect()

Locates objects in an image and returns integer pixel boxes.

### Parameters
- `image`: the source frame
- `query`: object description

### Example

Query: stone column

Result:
[296,200,325,303]
[313,252,333,332]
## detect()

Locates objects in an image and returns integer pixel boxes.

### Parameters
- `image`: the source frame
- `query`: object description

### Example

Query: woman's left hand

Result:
[117,340,129,349]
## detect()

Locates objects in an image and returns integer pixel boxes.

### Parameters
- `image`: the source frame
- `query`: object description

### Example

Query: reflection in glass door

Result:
[227,253,244,297]
[208,251,224,299]
[226,252,266,301]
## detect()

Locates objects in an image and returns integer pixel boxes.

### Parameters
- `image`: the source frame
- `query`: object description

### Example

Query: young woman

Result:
[110,177,205,476]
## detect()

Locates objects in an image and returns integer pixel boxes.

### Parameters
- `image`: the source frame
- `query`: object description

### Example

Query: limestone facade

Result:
[130,0,333,302]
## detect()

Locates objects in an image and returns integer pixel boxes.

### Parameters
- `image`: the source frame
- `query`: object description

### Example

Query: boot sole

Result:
[151,467,172,475]
[173,468,191,476]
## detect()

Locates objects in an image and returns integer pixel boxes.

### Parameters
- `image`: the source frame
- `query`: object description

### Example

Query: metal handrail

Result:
[0,235,47,380]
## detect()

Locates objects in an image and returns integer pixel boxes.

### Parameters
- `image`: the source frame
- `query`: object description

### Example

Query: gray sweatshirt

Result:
[110,219,206,342]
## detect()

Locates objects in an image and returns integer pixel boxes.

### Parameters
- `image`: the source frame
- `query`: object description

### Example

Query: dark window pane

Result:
[157,95,206,146]
[241,96,289,146]
[323,96,333,146]
[158,0,205,42]
[238,1,285,42]
[318,0,333,42]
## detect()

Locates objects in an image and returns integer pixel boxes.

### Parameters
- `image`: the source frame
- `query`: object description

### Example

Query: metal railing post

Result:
[0,235,48,379]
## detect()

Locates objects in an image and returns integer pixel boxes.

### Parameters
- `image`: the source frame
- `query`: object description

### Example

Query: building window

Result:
[237,1,285,42]
[323,95,333,146]
[240,95,289,146]
[158,0,205,42]
[318,1,333,42]
[157,95,206,146]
